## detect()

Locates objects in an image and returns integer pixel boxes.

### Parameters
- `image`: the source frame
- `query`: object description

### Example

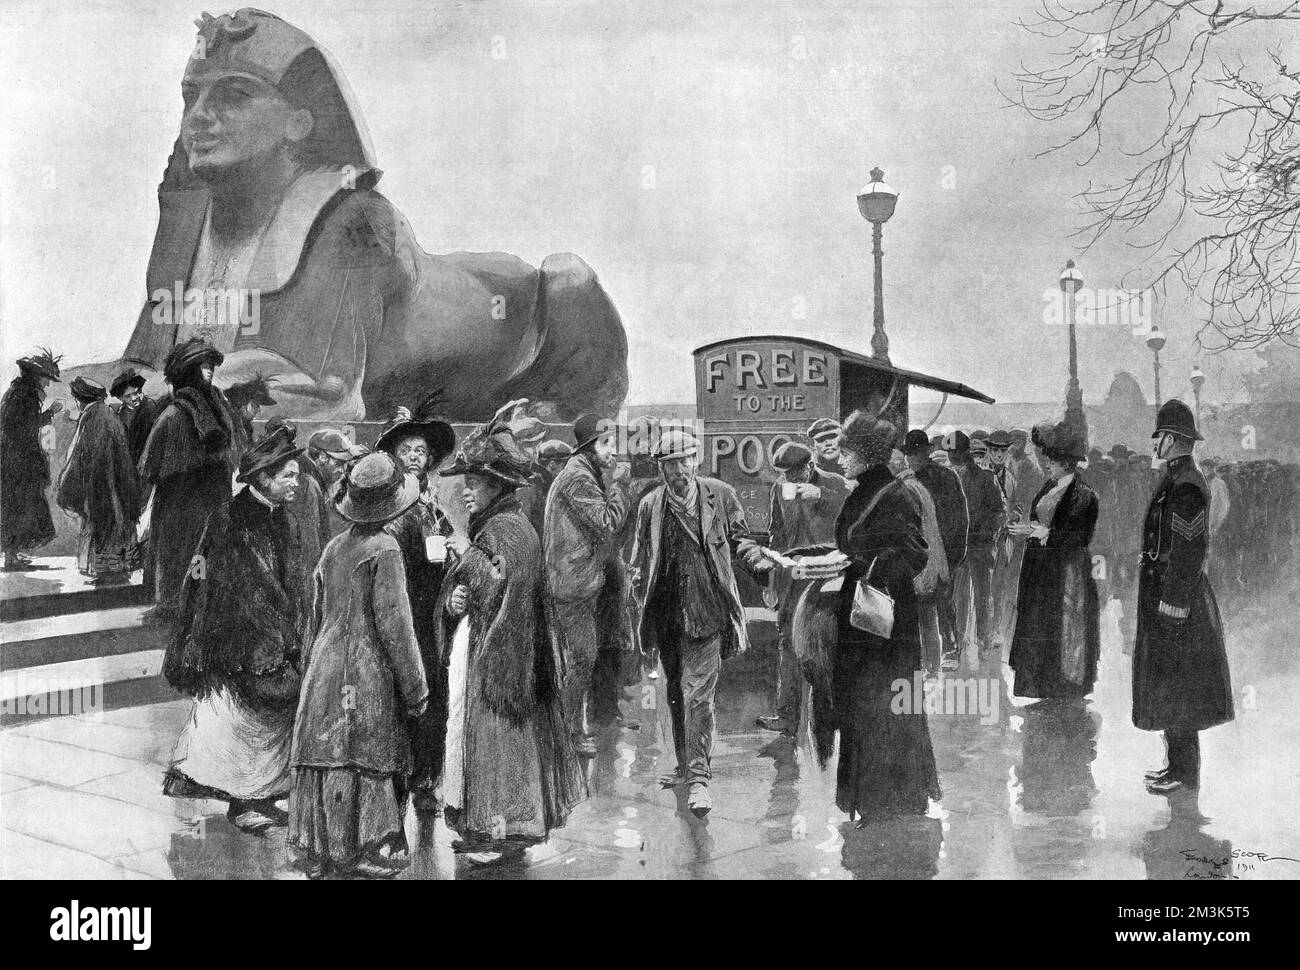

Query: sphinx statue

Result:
[66,8,627,422]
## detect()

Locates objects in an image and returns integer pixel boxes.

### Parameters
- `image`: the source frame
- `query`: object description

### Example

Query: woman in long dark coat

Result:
[137,339,238,621]
[1008,422,1101,699]
[435,423,585,864]
[162,433,311,832]
[289,453,429,879]
[1,350,63,568]
[831,412,938,822]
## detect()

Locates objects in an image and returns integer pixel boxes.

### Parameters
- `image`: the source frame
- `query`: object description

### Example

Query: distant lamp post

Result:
[1058,259,1087,436]
[1190,365,1206,424]
[1146,324,1166,404]
[857,167,898,363]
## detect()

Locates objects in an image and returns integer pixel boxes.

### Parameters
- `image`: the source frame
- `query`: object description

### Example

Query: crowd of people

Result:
[2,336,1297,876]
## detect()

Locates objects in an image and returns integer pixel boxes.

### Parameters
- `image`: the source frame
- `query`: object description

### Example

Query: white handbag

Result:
[849,556,895,639]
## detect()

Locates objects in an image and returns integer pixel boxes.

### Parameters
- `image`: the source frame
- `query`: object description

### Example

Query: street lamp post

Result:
[1058,259,1087,436]
[1190,365,1206,424]
[857,168,898,363]
[1146,324,1166,404]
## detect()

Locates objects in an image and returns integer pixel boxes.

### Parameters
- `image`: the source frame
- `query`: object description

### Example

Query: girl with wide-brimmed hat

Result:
[288,452,430,878]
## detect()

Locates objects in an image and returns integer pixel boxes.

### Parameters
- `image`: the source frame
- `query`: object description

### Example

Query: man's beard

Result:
[667,476,692,496]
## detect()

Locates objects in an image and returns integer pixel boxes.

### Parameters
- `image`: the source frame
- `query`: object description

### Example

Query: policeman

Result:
[1134,400,1234,794]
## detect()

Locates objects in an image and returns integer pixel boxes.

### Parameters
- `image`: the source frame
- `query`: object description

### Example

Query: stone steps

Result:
[1,557,171,725]
[0,605,168,671]
[0,557,150,622]
[0,648,172,726]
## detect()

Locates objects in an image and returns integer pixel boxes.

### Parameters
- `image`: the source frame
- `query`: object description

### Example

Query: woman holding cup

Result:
[374,405,458,813]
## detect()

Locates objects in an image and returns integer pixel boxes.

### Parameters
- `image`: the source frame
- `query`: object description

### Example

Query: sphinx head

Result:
[177,10,374,186]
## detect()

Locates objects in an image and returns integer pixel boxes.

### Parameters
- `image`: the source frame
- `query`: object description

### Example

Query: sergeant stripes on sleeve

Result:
[1171,510,1206,540]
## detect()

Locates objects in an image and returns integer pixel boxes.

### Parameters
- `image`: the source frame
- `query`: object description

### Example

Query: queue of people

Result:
[1,335,1294,861]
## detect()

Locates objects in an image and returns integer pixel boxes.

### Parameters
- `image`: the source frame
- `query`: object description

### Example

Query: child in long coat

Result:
[289,453,429,879]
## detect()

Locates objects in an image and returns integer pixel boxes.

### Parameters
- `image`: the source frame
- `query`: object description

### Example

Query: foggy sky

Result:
[0,0,1274,407]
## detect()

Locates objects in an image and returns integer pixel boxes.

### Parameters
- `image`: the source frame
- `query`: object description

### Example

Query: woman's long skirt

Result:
[163,684,292,802]
[288,768,405,867]
[834,645,941,820]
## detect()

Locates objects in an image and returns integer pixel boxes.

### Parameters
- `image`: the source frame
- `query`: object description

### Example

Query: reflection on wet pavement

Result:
[3,597,1298,879]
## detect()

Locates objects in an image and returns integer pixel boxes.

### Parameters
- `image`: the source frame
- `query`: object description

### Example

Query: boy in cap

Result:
[756,441,851,734]
[806,418,842,475]
[629,430,770,816]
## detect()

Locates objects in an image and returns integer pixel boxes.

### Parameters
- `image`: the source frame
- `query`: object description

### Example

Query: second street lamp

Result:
[1146,324,1166,404]
[1058,259,1086,436]
[1191,365,1206,424]
[858,167,898,363]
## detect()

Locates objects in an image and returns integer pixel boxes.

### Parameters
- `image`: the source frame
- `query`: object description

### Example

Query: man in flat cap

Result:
[111,368,163,468]
[544,415,632,756]
[1134,400,1233,795]
[806,418,843,476]
[56,378,141,584]
[755,440,851,734]
[944,430,1005,665]
[902,429,969,671]
[306,428,368,536]
[630,430,769,816]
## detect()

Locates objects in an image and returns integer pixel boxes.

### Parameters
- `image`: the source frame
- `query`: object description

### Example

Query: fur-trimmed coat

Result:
[138,382,238,610]
[831,465,939,818]
[434,492,585,838]
[163,487,311,710]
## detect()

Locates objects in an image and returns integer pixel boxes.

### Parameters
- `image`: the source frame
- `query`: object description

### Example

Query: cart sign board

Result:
[694,335,996,538]
[694,337,847,535]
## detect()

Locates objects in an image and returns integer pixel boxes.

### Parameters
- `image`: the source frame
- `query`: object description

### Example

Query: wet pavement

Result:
[3,595,1298,880]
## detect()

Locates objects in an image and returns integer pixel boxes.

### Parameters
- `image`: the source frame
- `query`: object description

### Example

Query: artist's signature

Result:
[1179,846,1300,878]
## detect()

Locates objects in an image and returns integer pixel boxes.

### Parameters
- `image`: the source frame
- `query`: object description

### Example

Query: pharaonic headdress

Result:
[160,8,380,191]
